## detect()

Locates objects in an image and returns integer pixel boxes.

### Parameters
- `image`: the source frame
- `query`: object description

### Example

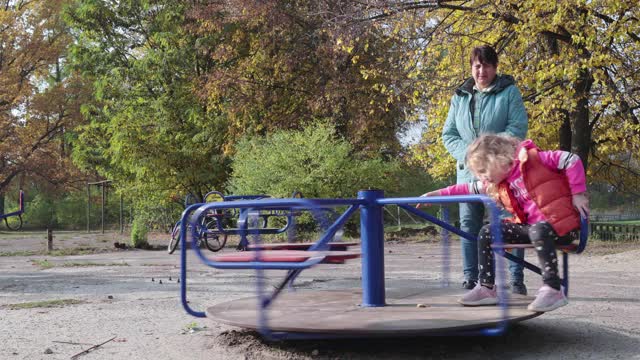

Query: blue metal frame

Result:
[180,198,362,317]
[359,190,386,307]
[172,192,290,252]
[200,193,299,250]
[440,207,451,288]
[224,194,270,201]
[180,191,587,339]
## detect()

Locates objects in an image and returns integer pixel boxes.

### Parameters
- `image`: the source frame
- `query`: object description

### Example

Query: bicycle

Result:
[168,191,230,254]
[167,214,228,254]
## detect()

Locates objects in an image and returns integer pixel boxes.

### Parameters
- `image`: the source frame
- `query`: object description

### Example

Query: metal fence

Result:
[590,213,640,222]
[381,206,640,241]
[590,223,640,241]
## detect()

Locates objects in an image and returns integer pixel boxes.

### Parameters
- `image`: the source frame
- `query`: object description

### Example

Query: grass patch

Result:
[183,321,199,330]
[31,259,54,269]
[385,223,436,232]
[0,247,104,257]
[181,321,207,334]
[385,225,440,243]
[5,299,86,310]
[61,262,129,267]
[31,259,129,268]
[0,250,40,257]
[47,247,102,256]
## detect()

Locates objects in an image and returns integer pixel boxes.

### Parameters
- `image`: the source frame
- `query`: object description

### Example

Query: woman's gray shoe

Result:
[462,280,477,290]
[511,282,528,295]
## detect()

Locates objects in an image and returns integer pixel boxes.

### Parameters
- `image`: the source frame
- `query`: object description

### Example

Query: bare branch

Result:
[601,67,640,125]
[522,80,568,102]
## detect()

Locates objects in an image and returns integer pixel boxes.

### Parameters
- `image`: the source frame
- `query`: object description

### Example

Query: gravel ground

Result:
[1,230,639,360]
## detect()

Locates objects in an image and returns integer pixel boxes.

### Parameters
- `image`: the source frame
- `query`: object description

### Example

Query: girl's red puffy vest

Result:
[498,147,580,236]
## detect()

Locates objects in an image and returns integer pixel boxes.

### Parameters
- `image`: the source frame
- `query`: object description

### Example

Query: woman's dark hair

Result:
[470,45,498,67]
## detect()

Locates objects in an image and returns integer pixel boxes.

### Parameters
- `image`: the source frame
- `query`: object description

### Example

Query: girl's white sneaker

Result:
[527,285,568,312]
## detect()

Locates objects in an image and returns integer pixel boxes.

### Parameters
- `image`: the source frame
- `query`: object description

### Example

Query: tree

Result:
[0,0,87,196]
[65,0,232,222]
[189,0,415,157]
[341,1,639,193]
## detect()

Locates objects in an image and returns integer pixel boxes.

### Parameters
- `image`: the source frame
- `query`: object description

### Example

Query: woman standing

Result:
[441,45,529,294]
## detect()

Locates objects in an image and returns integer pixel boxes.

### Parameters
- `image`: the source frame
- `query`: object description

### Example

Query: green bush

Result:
[229,123,403,198]
[22,193,57,228]
[56,191,124,230]
[130,218,149,248]
[229,123,430,235]
[53,193,85,229]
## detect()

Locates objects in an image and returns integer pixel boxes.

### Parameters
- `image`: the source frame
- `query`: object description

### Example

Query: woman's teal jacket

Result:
[442,74,528,183]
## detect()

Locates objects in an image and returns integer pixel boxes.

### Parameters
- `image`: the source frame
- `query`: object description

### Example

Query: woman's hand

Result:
[416,190,441,208]
[572,192,589,219]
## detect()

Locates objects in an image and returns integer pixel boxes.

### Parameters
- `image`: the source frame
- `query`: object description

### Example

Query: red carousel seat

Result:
[211,250,361,264]
[246,242,358,251]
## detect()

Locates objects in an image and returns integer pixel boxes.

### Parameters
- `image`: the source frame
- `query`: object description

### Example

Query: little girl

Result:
[421,134,589,312]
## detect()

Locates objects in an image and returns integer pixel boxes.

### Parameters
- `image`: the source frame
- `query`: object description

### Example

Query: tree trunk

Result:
[542,34,573,153]
[570,68,593,170]
[558,110,572,152]
[542,32,592,170]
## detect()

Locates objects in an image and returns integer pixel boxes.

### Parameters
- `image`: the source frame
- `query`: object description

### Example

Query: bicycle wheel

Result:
[201,217,227,252]
[167,222,181,254]
[203,233,227,252]
[5,215,23,231]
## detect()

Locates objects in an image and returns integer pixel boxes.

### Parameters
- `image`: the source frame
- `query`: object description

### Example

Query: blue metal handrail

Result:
[224,194,271,201]
[576,216,589,254]
[180,198,363,319]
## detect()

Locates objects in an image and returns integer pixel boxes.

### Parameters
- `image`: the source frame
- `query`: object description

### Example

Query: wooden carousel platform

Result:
[206,287,542,336]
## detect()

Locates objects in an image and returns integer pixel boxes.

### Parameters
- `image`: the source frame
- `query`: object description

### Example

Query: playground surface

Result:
[0,230,639,359]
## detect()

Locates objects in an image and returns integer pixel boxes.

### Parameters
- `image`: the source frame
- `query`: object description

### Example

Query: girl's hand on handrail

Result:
[572,192,590,219]
[416,190,441,209]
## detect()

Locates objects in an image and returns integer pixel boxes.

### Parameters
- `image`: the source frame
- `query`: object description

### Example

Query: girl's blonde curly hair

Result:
[465,134,520,204]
